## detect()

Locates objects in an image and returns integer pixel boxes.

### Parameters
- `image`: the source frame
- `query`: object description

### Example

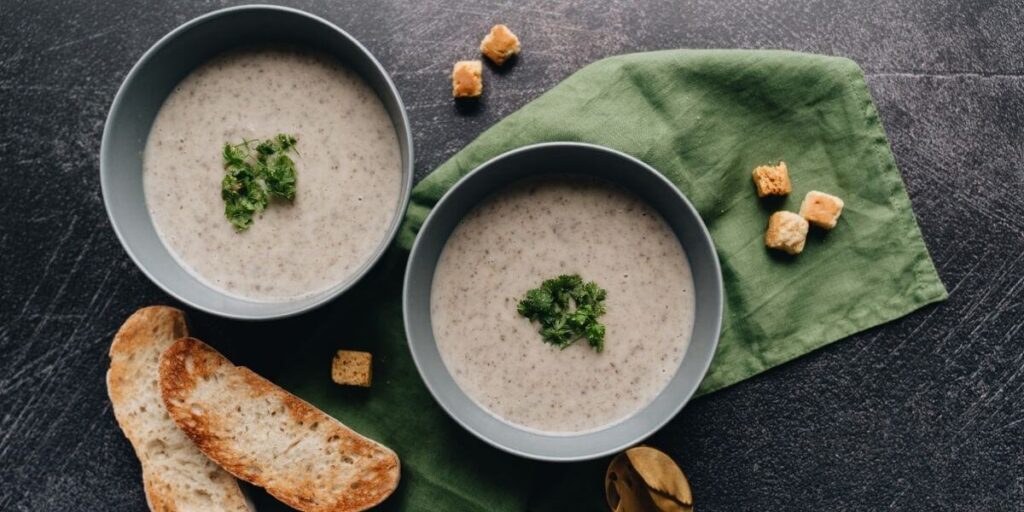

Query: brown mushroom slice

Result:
[605,446,693,512]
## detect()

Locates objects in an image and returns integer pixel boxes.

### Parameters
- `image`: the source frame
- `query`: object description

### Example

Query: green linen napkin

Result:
[279,50,946,511]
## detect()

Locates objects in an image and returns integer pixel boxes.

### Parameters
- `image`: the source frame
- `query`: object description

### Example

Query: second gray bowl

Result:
[403,142,723,461]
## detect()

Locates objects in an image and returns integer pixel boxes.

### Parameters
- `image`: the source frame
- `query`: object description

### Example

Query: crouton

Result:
[765,211,809,255]
[799,190,844,229]
[332,350,373,387]
[480,24,521,66]
[752,162,792,198]
[452,60,483,98]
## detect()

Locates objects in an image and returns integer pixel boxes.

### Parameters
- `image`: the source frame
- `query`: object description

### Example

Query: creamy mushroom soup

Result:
[431,176,695,434]
[143,47,402,301]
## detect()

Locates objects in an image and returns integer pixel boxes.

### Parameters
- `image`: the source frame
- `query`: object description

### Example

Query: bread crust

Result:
[107,306,251,512]
[160,338,400,512]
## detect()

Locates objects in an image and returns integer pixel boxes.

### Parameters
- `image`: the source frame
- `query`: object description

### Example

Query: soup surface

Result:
[144,47,402,301]
[431,177,695,434]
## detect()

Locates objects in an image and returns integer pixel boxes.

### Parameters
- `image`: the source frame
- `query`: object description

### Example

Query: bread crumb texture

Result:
[480,24,521,65]
[752,161,792,198]
[452,60,483,98]
[332,350,373,388]
[765,211,809,255]
[800,190,844,229]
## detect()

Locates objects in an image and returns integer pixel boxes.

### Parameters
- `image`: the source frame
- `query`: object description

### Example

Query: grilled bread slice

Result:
[159,337,400,512]
[107,306,252,512]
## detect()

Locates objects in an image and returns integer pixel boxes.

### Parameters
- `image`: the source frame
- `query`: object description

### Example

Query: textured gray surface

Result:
[1,1,1022,510]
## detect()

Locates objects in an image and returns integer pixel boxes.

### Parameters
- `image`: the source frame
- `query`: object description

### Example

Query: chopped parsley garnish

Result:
[221,133,298,231]
[517,274,608,352]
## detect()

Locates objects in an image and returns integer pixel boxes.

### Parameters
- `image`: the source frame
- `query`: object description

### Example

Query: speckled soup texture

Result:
[431,176,695,434]
[143,47,402,301]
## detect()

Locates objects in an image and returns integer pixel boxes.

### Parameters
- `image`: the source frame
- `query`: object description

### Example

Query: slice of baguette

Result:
[107,306,252,512]
[159,337,400,512]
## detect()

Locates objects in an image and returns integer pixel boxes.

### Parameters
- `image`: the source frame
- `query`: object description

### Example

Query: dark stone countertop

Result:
[1,1,1022,510]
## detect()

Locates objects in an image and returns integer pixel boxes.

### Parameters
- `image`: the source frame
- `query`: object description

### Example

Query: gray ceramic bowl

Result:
[101,5,413,320]
[403,142,723,461]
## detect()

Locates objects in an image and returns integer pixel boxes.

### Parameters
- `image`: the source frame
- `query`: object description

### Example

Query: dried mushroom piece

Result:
[606,446,693,512]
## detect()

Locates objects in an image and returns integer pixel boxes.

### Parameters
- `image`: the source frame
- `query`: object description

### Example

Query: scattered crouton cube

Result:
[480,24,521,66]
[765,211,809,255]
[452,60,483,98]
[799,190,845,229]
[332,350,372,387]
[752,162,792,198]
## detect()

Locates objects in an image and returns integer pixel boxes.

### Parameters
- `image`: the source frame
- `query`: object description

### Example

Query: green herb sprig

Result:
[517,274,608,352]
[221,133,299,231]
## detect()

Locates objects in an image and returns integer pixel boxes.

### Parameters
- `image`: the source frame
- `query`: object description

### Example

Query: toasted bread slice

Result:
[159,338,400,512]
[107,306,251,512]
